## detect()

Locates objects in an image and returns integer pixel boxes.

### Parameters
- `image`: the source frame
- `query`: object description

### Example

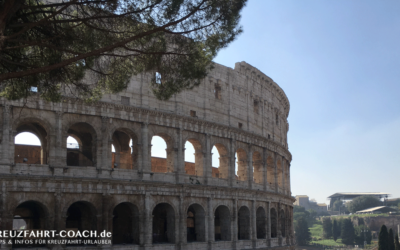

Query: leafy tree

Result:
[308,209,317,220]
[347,196,381,213]
[322,217,333,239]
[294,205,306,213]
[379,225,389,250]
[333,200,344,211]
[0,0,246,102]
[295,217,311,246]
[389,228,395,250]
[341,218,355,245]
[354,225,372,246]
[333,220,340,241]
[395,233,400,250]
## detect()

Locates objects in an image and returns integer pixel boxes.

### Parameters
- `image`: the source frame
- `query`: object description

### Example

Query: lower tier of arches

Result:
[0,176,295,250]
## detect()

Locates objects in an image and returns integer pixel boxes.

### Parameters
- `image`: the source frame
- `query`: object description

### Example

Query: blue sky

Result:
[213,0,400,204]
[16,0,400,205]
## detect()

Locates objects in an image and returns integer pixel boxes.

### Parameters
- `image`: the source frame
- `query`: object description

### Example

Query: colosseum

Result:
[0,61,294,250]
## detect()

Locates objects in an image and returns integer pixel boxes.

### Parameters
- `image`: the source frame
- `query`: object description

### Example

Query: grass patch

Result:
[309,223,323,239]
[310,239,344,246]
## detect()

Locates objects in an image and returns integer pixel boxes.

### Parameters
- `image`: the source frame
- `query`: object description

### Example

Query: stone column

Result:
[267,201,271,247]
[248,146,253,189]
[262,148,267,191]
[274,152,278,193]
[204,134,211,184]
[1,105,12,165]
[288,162,291,196]
[99,117,110,170]
[143,193,152,246]
[229,138,236,187]
[207,197,214,245]
[48,112,62,166]
[175,128,185,183]
[55,112,65,166]
[251,200,257,245]
[179,195,186,246]
[232,199,238,249]
[141,123,150,173]
[281,156,285,194]
[277,203,282,246]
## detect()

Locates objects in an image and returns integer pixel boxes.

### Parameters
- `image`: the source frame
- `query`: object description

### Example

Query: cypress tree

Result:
[333,220,339,241]
[323,218,333,239]
[395,233,400,250]
[389,228,395,250]
[341,219,355,245]
[379,225,389,250]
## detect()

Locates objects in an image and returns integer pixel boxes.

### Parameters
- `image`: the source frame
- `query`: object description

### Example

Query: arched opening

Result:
[184,139,203,176]
[112,202,140,245]
[151,135,174,173]
[111,129,138,169]
[270,208,277,238]
[286,208,291,238]
[238,206,250,240]
[67,123,96,166]
[211,144,228,179]
[66,201,97,244]
[214,205,231,241]
[187,204,206,242]
[152,203,175,244]
[12,201,48,247]
[253,151,263,184]
[266,156,275,189]
[256,207,266,239]
[277,159,283,188]
[280,209,286,237]
[236,148,247,181]
[14,120,48,165]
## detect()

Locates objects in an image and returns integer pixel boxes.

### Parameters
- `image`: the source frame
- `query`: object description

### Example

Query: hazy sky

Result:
[213,0,400,204]
[15,0,400,205]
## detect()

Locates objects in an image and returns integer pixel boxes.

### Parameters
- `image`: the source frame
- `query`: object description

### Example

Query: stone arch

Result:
[256,206,266,239]
[238,206,250,240]
[184,138,203,176]
[211,143,229,179]
[280,209,286,237]
[111,128,139,169]
[186,203,206,242]
[270,208,277,238]
[14,118,50,164]
[65,201,97,233]
[112,202,140,245]
[214,205,231,241]
[151,132,174,173]
[152,203,176,244]
[236,148,247,181]
[266,155,275,189]
[66,122,97,166]
[277,159,283,188]
[12,200,49,247]
[253,151,263,184]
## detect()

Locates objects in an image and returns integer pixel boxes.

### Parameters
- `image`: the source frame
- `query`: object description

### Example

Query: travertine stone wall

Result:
[0,61,295,250]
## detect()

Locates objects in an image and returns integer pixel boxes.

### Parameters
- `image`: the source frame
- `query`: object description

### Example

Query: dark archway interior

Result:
[66,202,97,232]
[256,207,266,239]
[152,203,175,244]
[13,201,47,247]
[67,123,96,166]
[280,210,286,237]
[112,202,139,244]
[238,206,250,240]
[186,204,206,242]
[214,206,231,241]
[270,208,277,238]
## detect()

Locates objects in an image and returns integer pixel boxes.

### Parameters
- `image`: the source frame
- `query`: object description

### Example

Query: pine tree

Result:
[333,220,339,241]
[341,218,355,245]
[394,233,400,250]
[379,225,389,250]
[389,228,395,250]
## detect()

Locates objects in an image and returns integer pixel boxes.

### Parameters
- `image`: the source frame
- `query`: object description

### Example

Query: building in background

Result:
[294,195,327,215]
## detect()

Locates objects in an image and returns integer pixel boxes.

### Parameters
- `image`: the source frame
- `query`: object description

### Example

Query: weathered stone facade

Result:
[0,61,295,250]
